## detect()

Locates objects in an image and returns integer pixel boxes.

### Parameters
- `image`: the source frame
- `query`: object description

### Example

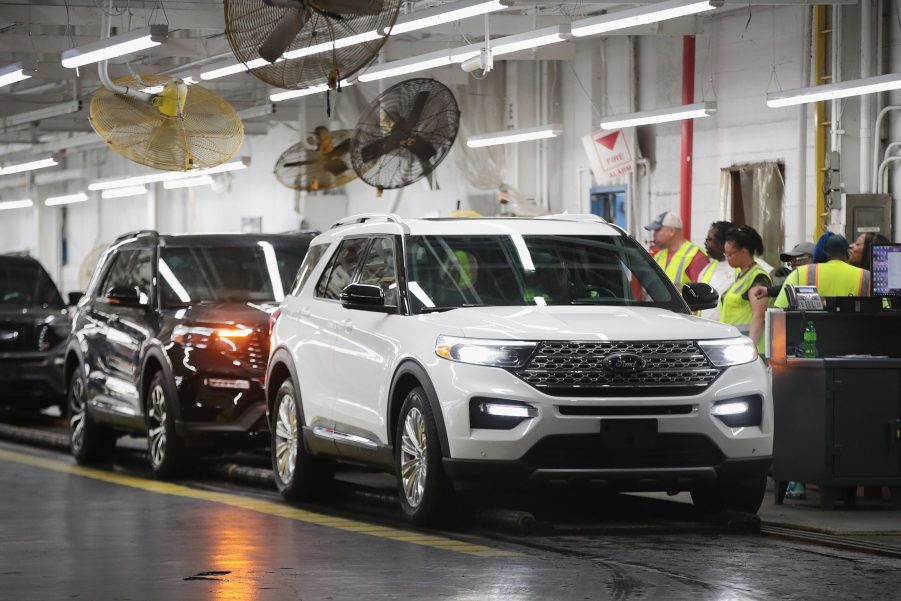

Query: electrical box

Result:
[590,186,627,229]
[842,194,892,241]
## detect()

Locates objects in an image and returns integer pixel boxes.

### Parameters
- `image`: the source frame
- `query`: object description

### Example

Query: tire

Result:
[68,366,116,465]
[145,371,188,479]
[691,472,768,515]
[395,386,452,525]
[271,378,333,501]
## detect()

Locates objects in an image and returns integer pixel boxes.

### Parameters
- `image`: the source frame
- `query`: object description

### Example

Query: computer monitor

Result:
[871,244,901,296]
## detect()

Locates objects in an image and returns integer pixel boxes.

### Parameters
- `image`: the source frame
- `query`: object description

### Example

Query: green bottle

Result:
[803,321,817,358]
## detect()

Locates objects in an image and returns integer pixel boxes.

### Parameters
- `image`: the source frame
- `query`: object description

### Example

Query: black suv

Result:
[64,230,313,477]
[0,253,73,412]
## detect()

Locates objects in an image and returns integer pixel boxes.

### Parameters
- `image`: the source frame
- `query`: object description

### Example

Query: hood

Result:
[423,305,740,342]
[170,302,275,329]
[0,306,69,326]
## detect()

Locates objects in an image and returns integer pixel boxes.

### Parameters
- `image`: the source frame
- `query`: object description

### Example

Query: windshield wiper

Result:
[419,303,493,313]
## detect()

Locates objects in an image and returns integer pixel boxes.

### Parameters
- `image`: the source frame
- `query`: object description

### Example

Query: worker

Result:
[774,234,871,308]
[849,232,891,270]
[696,220,735,320]
[644,211,709,288]
[718,225,772,353]
[761,241,816,299]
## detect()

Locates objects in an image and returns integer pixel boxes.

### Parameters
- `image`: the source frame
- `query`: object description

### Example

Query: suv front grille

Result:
[513,341,721,397]
[522,433,724,469]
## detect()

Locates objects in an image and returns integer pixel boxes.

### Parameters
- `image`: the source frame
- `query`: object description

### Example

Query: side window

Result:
[96,251,133,300]
[357,237,398,307]
[291,243,329,296]
[127,249,154,305]
[315,238,369,300]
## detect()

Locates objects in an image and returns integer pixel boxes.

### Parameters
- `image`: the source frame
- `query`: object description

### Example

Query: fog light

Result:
[711,396,762,428]
[470,397,537,429]
[205,378,250,390]
[711,401,749,416]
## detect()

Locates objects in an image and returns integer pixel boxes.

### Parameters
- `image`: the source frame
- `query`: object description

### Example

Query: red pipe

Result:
[680,35,696,240]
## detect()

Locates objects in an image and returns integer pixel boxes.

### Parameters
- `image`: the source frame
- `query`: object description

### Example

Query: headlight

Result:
[698,337,758,367]
[435,336,537,368]
[172,325,253,351]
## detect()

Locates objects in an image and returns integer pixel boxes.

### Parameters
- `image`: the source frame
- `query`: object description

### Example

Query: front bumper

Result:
[428,357,773,486]
[0,350,66,407]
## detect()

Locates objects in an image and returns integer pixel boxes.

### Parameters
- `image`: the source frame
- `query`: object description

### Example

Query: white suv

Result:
[266,214,773,524]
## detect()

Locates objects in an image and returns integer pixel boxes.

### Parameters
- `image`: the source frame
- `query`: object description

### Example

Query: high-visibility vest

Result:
[774,260,871,308]
[699,259,718,285]
[655,241,705,287]
[720,262,772,353]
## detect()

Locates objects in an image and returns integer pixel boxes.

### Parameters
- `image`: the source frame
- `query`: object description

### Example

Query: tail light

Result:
[269,308,281,340]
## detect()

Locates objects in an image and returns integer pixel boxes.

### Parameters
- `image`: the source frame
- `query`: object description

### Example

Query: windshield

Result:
[159,241,308,307]
[404,234,684,314]
[0,258,64,309]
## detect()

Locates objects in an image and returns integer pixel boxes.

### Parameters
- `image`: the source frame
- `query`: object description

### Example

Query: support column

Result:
[679,35,695,240]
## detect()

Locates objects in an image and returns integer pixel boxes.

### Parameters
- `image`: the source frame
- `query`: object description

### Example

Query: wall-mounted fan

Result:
[274,126,358,192]
[90,75,244,171]
[350,78,460,192]
[224,0,400,91]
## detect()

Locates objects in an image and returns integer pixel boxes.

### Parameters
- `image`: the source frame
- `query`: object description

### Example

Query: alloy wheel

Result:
[274,394,298,484]
[69,375,86,454]
[147,384,167,468]
[400,407,427,508]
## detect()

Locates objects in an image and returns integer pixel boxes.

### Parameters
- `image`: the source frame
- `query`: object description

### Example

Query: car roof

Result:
[157,232,316,247]
[311,215,623,246]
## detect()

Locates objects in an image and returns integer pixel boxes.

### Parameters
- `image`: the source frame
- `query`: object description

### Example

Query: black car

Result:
[64,230,314,477]
[0,253,73,412]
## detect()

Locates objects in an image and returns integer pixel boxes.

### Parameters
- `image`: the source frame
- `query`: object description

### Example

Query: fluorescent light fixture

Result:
[101,185,147,199]
[385,0,511,36]
[201,57,271,80]
[599,101,716,129]
[0,157,58,176]
[270,80,354,102]
[467,124,562,148]
[767,73,901,107]
[3,101,82,128]
[163,175,213,190]
[572,0,722,38]
[358,46,480,82]
[89,160,247,191]
[61,25,167,69]
[0,199,33,210]
[490,25,570,57]
[283,30,383,60]
[0,63,33,88]
[45,192,88,206]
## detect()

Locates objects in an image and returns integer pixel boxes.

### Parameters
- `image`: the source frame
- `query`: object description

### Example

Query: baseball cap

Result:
[644,211,683,231]
[779,241,816,263]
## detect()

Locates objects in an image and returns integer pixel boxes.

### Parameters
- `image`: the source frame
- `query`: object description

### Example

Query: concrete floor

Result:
[1,440,900,601]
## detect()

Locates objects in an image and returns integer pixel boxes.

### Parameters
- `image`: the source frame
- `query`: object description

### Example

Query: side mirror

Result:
[682,282,718,311]
[105,285,142,307]
[67,292,84,306]
[341,283,391,312]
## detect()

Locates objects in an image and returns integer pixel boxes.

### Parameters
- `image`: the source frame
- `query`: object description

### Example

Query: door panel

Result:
[833,369,901,478]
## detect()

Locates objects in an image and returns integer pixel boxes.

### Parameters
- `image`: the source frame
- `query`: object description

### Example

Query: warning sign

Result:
[582,129,633,184]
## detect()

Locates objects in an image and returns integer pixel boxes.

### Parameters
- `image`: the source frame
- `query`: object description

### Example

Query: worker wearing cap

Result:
[645,211,709,288]
[773,234,871,308]
[758,241,816,299]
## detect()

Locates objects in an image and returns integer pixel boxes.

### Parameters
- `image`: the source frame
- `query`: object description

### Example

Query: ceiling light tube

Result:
[45,192,88,206]
[0,157,58,176]
[358,46,480,82]
[89,160,247,191]
[467,124,562,148]
[283,30,383,60]
[767,73,901,107]
[101,186,147,199]
[599,101,717,129]
[61,25,168,69]
[385,0,512,36]
[0,63,33,89]
[270,80,354,102]
[571,0,722,38]
[163,175,213,190]
[200,57,273,81]
[490,25,570,57]
[0,199,33,210]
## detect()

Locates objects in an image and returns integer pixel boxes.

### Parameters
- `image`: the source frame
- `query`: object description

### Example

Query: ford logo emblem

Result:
[603,352,646,373]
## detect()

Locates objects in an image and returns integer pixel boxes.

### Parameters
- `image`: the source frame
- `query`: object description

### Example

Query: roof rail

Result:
[113,229,159,243]
[329,213,404,229]
[537,213,607,223]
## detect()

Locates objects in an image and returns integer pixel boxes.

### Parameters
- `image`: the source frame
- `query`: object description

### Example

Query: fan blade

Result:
[406,136,438,166]
[314,0,383,16]
[324,157,350,176]
[360,135,400,163]
[259,9,307,64]
[405,91,431,132]
[282,157,322,168]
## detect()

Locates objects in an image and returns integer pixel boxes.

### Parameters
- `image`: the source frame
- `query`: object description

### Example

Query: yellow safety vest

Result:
[655,241,705,287]
[774,260,871,308]
[699,259,718,285]
[719,262,772,353]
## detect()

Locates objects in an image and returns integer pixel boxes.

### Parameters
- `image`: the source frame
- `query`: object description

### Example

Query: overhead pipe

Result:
[797,5,811,242]
[97,0,152,103]
[877,155,901,193]
[679,35,695,239]
[860,0,873,193]
[870,105,901,192]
